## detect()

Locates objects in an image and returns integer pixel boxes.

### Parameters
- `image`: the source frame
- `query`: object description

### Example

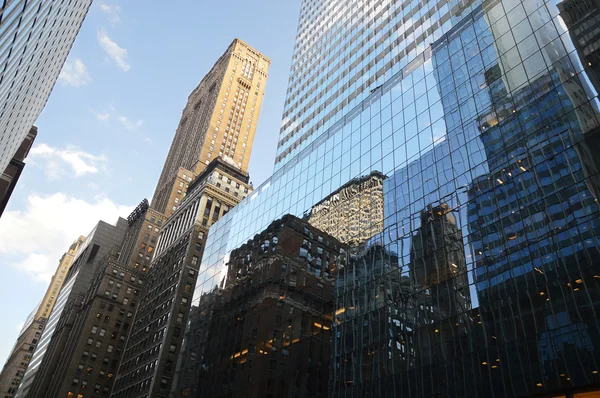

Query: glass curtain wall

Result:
[188,0,600,396]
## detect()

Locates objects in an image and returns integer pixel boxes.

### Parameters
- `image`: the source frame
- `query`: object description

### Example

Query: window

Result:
[177,312,184,323]
[169,344,177,354]
[181,297,188,306]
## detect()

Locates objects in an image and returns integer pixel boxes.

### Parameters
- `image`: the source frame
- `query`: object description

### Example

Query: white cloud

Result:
[0,193,133,282]
[118,115,144,131]
[58,58,91,87]
[97,30,130,72]
[91,109,111,121]
[90,105,144,132]
[99,3,121,24]
[29,143,108,179]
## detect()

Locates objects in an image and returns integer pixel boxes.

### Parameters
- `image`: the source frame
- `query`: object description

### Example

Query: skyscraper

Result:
[0,0,92,175]
[0,236,85,398]
[151,38,269,215]
[185,0,600,396]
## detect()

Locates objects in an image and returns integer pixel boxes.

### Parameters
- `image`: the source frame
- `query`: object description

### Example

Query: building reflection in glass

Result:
[181,1,600,396]
[190,215,343,397]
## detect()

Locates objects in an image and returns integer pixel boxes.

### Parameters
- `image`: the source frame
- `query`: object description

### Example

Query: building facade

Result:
[0,125,36,217]
[111,158,252,398]
[15,218,129,398]
[151,39,269,214]
[0,307,42,398]
[12,200,164,398]
[186,0,600,397]
[0,0,92,174]
[0,235,85,397]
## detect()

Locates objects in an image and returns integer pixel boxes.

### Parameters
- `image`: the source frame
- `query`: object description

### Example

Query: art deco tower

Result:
[151,39,269,215]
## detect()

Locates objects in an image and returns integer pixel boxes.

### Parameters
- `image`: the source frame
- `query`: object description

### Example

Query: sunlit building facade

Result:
[151,39,269,215]
[183,0,600,397]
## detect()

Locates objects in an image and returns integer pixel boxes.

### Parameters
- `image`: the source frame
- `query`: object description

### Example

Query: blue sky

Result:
[0,0,300,367]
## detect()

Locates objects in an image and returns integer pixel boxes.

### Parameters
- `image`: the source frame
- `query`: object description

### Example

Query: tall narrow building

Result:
[0,236,85,398]
[151,38,269,216]
[0,0,92,175]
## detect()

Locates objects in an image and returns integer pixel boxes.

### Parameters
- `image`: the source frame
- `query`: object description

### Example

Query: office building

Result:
[0,307,41,398]
[111,158,252,398]
[15,218,128,397]
[11,201,163,398]
[0,0,92,175]
[184,0,600,396]
[151,39,269,215]
[0,126,36,217]
[0,235,85,397]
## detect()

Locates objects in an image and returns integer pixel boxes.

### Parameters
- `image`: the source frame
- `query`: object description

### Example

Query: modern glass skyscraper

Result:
[0,0,92,175]
[186,0,600,396]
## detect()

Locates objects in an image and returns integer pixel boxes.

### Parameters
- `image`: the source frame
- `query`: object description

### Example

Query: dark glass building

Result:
[181,0,600,397]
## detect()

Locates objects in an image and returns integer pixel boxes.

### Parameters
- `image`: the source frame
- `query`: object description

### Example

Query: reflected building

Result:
[410,203,471,322]
[558,0,600,94]
[192,215,342,397]
[437,1,600,396]
[307,172,385,246]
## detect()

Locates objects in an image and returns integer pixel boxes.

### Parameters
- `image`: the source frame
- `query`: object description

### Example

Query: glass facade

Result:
[0,0,92,174]
[188,0,600,396]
